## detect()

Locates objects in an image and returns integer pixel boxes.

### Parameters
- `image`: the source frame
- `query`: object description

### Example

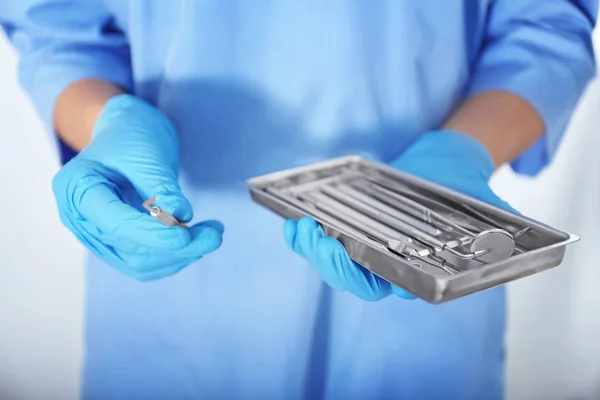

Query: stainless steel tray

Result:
[247,156,579,303]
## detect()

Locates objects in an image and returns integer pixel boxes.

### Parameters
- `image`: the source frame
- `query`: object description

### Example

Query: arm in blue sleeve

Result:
[467,0,597,175]
[0,0,133,163]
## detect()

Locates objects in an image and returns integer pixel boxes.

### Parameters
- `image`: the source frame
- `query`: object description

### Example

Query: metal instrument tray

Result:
[247,156,578,303]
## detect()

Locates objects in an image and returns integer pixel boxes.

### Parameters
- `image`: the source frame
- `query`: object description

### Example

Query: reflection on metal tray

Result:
[247,156,579,303]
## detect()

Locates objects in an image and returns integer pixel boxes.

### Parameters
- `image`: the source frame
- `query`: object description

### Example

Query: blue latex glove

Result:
[284,130,517,301]
[52,94,224,281]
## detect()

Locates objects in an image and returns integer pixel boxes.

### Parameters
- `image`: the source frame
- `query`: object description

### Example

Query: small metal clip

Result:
[142,197,188,228]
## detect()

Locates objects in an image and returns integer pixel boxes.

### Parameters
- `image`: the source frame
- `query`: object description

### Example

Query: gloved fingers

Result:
[285,217,325,258]
[117,249,195,271]
[472,186,520,215]
[92,232,148,256]
[286,217,396,301]
[57,213,153,277]
[283,219,298,250]
[142,183,194,223]
[117,257,197,282]
[447,179,520,215]
[391,285,417,300]
[285,218,343,289]
[315,236,391,301]
[164,220,224,258]
[74,177,193,250]
[98,230,214,276]
[83,219,223,273]
[394,151,519,215]
[192,219,225,235]
[57,208,114,259]
[131,259,193,281]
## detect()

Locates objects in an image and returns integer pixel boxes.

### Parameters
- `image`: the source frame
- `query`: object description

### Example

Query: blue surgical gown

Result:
[1,1,596,399]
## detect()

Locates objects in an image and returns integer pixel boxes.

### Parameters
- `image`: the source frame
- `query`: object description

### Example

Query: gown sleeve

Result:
[0,0,133,163]
[467,0,597,175]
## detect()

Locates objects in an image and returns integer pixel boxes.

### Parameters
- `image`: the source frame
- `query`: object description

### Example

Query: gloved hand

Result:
[284,130,517,301]
[52,94,224,281]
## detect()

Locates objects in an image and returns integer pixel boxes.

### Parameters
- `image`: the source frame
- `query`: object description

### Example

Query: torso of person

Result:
[83,2,506,400]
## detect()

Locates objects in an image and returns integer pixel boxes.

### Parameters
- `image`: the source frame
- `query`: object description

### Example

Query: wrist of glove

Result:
[392,130,515,211]
[284,130,517,301]
[52,94,224,281]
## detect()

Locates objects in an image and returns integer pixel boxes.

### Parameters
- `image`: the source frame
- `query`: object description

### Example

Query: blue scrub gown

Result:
[1,1,596,398]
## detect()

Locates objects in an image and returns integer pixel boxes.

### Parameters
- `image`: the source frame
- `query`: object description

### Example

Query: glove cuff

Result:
[91,93,136,139]
[392,130,495,182]
[91,94,178,142]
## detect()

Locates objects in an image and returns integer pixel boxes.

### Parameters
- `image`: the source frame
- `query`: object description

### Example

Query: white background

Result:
[1,31,600,399]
